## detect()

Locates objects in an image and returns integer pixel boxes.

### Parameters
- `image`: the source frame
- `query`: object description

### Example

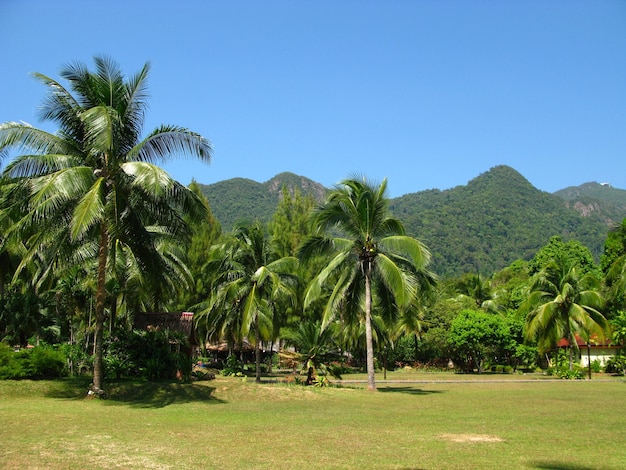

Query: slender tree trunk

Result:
[568,346,573,371]
[364,269,376,391]
[109,296,117,334]
[554,348,559,371]
[92,224,108,392]
[255,317,261,383]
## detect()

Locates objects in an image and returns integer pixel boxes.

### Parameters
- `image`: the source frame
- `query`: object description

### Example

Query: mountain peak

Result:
[466,165,535,193]
[264,172,326,200]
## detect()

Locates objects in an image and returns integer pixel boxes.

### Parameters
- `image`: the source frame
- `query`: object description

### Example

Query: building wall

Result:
[577,347,618,367]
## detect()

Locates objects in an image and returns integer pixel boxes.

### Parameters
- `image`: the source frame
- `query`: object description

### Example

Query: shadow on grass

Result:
[376,386,445,395]
[44,377,92,400]
[530,461,614,470]
[45,378,224,408]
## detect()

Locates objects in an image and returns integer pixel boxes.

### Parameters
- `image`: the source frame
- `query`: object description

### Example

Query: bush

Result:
[27,346,67,379]
[605,355,626,375]
[590,359,602,373]
[0,343,67,379]
[104,329,190,380]
[220,354,244,376]
[0,343,22,379]
[557,368,583,380]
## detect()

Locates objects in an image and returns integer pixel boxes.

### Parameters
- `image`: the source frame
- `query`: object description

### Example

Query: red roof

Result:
[556,334,614,348]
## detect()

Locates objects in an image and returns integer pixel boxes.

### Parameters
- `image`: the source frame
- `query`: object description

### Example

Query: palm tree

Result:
[197,223,298,382]
[280,320,341,385]
[0,56,212,392]
[521,257,608,370]
[298,177,435,391]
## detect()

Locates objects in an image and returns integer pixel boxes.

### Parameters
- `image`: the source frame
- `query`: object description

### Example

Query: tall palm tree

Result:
[197,223,298,382]
[0,56,212,392]
[521,257,608,370]
[298,177,435,391]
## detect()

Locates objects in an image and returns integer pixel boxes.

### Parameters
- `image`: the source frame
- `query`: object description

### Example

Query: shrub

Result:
[0,343,67,379]
[0,343,22,379]
[27,346,67,379]
[605,355,626,375]
[220,354,244,376]
[590,359,602,373]
[104,329,190,380]
[557,368,583,380]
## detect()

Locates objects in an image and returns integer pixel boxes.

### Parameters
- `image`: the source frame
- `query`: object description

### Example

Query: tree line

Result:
[1,57,625,393]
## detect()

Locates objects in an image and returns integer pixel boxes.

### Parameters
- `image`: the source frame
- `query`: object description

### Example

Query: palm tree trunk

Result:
[364,269,376,391]
[568,346,573,371]
[92,224,108,392]
[255,317,261,383]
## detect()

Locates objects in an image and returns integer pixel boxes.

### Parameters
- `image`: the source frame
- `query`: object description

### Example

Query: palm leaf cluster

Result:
[522,258,608,369]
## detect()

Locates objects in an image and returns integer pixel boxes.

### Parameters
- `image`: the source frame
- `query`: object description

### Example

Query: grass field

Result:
[1,372,624,469]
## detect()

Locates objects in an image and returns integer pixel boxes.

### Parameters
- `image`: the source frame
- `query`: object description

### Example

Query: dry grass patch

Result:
[439,433,504,443]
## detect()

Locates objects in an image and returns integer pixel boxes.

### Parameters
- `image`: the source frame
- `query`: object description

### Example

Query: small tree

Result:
[447,309,511,373]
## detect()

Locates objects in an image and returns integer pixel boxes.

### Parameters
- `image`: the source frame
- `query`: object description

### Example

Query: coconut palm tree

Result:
[298,177,435,391]
[280,320,342,385]
[0,56,212,392]
[197,223,298,382]
[521,257,608,370]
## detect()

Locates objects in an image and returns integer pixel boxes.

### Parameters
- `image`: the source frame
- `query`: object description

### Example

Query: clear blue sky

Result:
[1,0,625,198]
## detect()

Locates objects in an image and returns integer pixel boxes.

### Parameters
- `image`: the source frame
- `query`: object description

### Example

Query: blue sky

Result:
[1,1,625,198]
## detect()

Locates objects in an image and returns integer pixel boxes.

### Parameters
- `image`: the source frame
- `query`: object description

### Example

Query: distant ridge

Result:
[553,181,626,228]
[197,172,326,230]
[197,165,625,277]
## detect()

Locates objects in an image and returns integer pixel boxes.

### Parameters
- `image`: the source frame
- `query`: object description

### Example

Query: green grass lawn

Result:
[1,374,624,469]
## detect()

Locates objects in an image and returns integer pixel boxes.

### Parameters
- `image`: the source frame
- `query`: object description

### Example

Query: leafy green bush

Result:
[104,329,190,380]
[557,368,583,380]
[0,343,22,379]
[0,343,67,379]
[220,354,244,376]
[590,360,602,373]
[605,355,626,375]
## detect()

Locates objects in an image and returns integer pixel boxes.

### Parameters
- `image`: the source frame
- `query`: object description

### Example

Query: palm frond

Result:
[71,178,106,240]
[130,125,213,164]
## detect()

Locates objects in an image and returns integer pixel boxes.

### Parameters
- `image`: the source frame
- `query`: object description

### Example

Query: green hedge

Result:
[0,343,67,379]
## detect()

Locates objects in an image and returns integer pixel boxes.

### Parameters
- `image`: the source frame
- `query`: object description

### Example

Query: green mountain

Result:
[553,182,626,227]
[554,181,626,205]
[197,172,326,230]
[198,166,620,278]
[390,166,612,277]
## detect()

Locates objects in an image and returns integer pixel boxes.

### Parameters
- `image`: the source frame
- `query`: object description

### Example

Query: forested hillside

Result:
[554,181,626,227]
[198,166,622,278]
[197,172,326,230]
[390,166,611,276]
